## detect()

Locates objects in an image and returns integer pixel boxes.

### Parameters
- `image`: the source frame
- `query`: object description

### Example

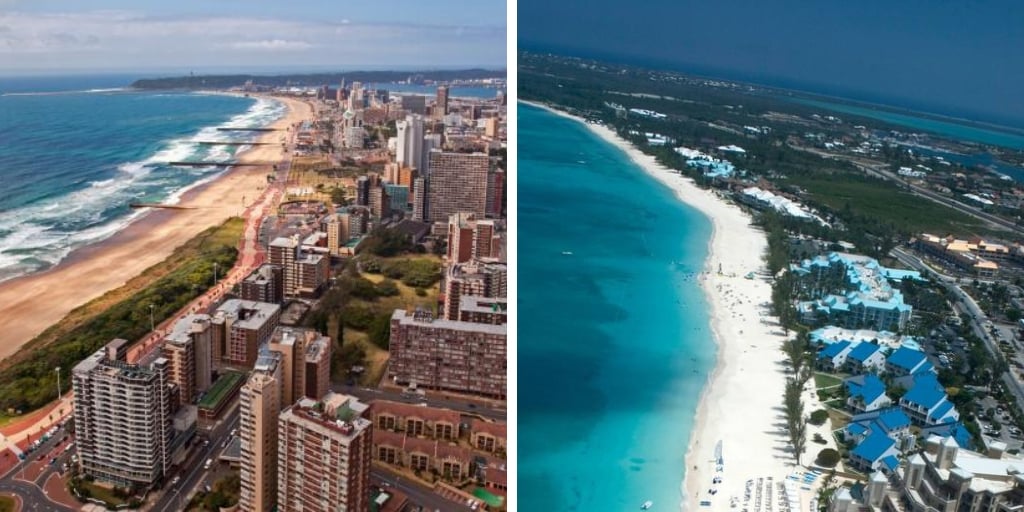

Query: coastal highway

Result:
[890,246,1024,414]
[332,385,506,421]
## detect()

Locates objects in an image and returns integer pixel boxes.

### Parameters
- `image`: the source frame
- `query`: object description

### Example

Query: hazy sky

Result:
[519,0,1024,127]
[0,0,506,74]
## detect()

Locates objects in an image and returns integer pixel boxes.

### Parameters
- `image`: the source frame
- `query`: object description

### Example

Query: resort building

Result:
[72,340,173,488]
[277,393,373,512]
[810,326,923,352]
[897,373,959,426]
[886,346,934,377]
[842,342,885,375]
[916,234,1002,277]
[793,252,918,331]
[387,309,507,399]
[211,299,281,368]
[240,351,283,512]
[845,374,893,413]
[848,431,900,473]
[830,436,1024,512]
[163,314,214,407]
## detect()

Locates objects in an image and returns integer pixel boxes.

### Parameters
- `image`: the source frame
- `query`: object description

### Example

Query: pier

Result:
[167,161,268,167]
[216,127,279,132]
[194,141,273,146]
[129,203,196,210]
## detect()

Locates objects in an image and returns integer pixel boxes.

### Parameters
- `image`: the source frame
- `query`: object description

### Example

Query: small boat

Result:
[562,251,573,255]
[642,500,654,509]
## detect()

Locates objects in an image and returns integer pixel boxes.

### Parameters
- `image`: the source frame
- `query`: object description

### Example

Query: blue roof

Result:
[876,409,911,432]
[847,423,869,436]
[848,342,882,364]
[881,455,900,471]
[902,373,947,410]
[929,401,957,423]
[887,347,928,372]
[922,423,973,450]
[847,375,888,404]
[852,431,896,462]
[820,340,851,359]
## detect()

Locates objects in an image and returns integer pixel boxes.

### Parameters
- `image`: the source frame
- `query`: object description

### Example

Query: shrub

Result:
[809,409,830,426]
[375,279,400,297]
[816,448,840,468]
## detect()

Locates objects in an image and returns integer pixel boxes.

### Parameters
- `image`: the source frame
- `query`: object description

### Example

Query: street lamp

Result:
[213,262,219,285]
[149,304,155,333]
[55,367,61,400]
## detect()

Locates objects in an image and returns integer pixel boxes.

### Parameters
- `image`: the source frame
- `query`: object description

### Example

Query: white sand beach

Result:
[524,101,807,512]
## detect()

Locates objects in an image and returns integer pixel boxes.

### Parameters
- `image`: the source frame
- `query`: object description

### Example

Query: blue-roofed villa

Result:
[886,346,934,377]
[898,373,960,426]
[845,375,892,413]
[848,431,899,473]
[843,342,885,374]
[845,407,913,446]
[818,341,853,371]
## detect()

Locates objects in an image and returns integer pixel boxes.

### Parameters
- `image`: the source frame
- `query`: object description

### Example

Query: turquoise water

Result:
[519,103,717,511]
[790,97,1024,150]
[0,78,283,282]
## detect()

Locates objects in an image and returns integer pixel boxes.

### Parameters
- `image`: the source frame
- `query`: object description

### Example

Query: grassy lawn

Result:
[342,330,390,386]
[73,480,128,507]
[0,495,15,512]
[0,218,243,413]
[360,254,442,310]
[814,372,844,390]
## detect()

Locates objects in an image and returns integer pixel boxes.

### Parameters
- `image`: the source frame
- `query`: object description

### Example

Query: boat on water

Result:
[641,500,654,509]
[562,251,573,255]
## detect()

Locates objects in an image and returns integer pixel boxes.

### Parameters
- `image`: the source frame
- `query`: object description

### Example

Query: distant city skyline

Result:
[519,0,1024,128]
[0,1,505,74]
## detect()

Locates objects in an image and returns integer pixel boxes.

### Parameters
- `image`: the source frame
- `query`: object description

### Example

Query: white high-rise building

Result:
[72,339,173,487]
[396,115,424,173]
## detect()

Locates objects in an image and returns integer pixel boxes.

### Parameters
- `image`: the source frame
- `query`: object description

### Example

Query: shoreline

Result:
[522,100,794,511]
[0,94,311,362]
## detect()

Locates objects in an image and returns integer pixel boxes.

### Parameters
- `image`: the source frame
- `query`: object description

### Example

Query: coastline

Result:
[521,100,794,511]
[0,94,311,361]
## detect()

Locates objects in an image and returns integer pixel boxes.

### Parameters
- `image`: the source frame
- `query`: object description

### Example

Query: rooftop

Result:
[285,392,372,440]
[392,309,506,335]
[214,299,280,331]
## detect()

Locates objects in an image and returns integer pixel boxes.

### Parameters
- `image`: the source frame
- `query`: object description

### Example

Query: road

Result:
[152,408,240,512]
[372,468,475,512]
[890,246,1024,414]
[333,385,506,421]
[0,424,75,512]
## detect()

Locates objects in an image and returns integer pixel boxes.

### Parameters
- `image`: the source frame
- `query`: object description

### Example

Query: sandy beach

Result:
[0,94,311,362]
[524,101,801,511]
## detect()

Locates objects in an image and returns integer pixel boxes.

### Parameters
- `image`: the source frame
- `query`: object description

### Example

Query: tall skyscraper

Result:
[421,133,442,177]
[277,393,372,512]
[163,314,214,407]
[73,340,172,487]
[399,95,426,115]
[323,213,351,256]
[426,151,490,223]
[355,176,371,207]
[268,237,329,299]
[435,85,450,119]
[486,168,506,218]
[484,117,500,138]
[240,351,283,512]
[396,115,425,173]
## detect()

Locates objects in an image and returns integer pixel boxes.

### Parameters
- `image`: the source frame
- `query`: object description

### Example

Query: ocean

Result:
[518,103,716,511]
[0,77,283,282]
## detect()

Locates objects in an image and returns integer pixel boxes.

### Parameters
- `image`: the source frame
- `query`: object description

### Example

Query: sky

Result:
[519,0,1024,128]
[0,0,506,75]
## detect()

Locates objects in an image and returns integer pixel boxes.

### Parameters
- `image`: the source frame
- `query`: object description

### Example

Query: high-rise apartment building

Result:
[399,95,425,116]
[486,168,506,218]
[269,237,329,299]
[447,213,501,264]
[443,259,508,323]
[267,327,332,407]
[73,340,172,487]
[323,213,351,256]
[211,299,281,368]
[435,85,449,119]
[369,185,390,219]
[388,309,507,399]
[239,351,283,512]
[484,117,500,138]
[163,314,214,407]
[355,176,370,207]
[269,237,298,295]
[421,134,442,177]
[277,393,372,512]
[241,264,284,305]
[412,177,427,222]
[426,151,489,223]
[384,184,410,213]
